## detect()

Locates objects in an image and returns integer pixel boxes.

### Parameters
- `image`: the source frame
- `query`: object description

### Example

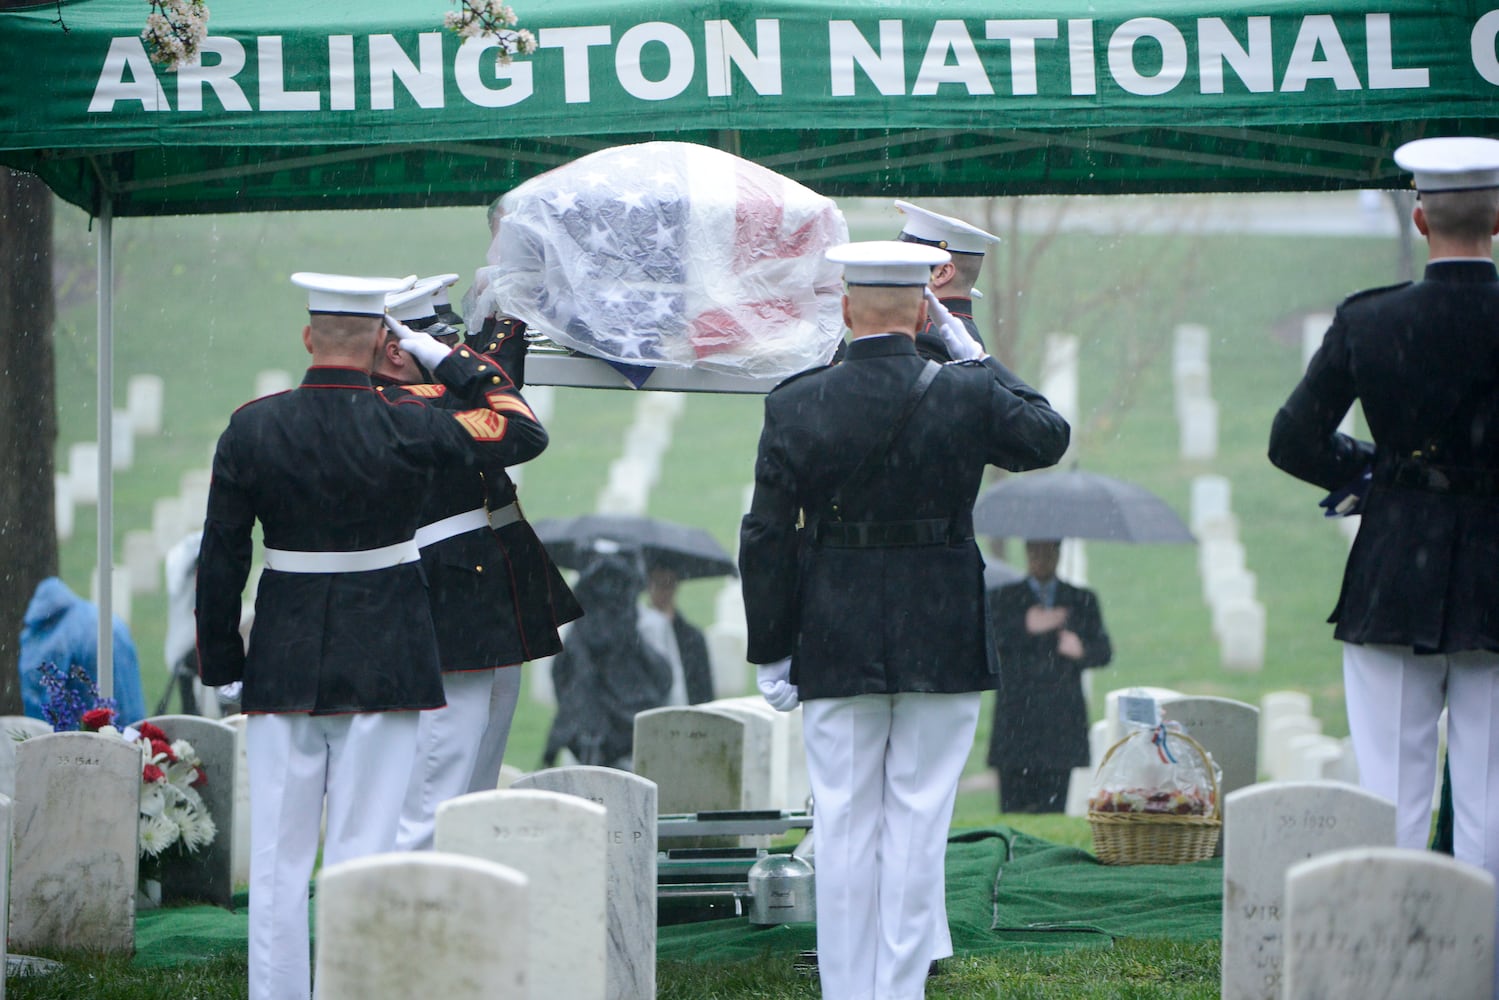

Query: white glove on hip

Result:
[925,289,985,362]
[756,658,799,712]
[385,314,452,371]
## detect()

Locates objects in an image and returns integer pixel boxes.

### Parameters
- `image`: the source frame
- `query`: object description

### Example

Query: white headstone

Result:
[1158,696,1259,805]
[142,715,236,906]
[705,622,751,698]
[1041,334,1079,427]
[511,766,657,1000]
[1218,599,1266,673]
[1209,573,1259,635]
[713,582,746,631]
[694,700,775,810]
[126,373,164,436]
[68,442,99,505]
[597,461,650,515]
[528,651,557,708]
[54,474,74,542]
[1221,781,1395,1000]
[496,764,526,789]
[1300,314,1332,371]
[10,732,140,954]
[110,410,134,471]
[633,707,748,815]
[1173,358,1211,408]
[1283,735,1345,783]
[253,369,293,399]
[0,718,52,800]
[315,852,529,999]
[179,484,210,527]
[152,496,187,555]
[1174,323,1210,369]
[123,530,160,596]
[88,566,132,628]
[1195,513,1239,543]
[1259,691,1312,756]
[1189,475,1232,534]
[1264,716,1323,782]
[436,790,606,1000]
[1198,539,1246,600]
[1179,397,1219,461]
[218,714,251,888]
[1283,847,1494,1000]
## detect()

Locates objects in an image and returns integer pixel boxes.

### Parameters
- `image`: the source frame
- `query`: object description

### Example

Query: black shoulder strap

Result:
[829,360,941,521]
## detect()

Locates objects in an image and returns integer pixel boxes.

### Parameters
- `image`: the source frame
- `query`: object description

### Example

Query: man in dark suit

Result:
[1268,136,1499,987]
[196,272,549,1000]
[893,200,1000,363]
[740,241,1069,1000]
[372,278,580,850]
[640,565,715,705]
[985,539,1112,813]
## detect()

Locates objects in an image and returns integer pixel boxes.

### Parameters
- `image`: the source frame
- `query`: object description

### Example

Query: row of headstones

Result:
[1299,314,1360,548]
[55,374,165,536]
[595,391,686,515]
[1038,333,1090,585]
[1191,474,1266,672]
[3,718,657,1000]
[1222,779,1495,999]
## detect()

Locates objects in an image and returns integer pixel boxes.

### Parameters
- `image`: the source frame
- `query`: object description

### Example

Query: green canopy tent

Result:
[4,0,1498,692]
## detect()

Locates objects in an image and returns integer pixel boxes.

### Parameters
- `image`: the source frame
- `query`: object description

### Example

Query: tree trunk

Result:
[0,168,59,715]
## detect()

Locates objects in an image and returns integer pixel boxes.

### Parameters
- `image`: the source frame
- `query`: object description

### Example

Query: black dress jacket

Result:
[985,579,1112,770]
[1269,259,1499,653]
[197,348,547,714]
[740,334,1070,700]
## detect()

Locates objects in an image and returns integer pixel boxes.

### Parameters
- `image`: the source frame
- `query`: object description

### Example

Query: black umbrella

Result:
[533,514,738,580]
[972,470,1194,543]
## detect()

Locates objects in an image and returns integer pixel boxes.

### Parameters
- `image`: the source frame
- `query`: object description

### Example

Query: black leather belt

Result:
[1380,459,1499,497]
[812,518,969,548]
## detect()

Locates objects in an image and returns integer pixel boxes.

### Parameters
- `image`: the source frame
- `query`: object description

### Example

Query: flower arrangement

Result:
[444,1,537,68]
[141,0,210,72]
[82,708,218,865]
[34,662,116,733]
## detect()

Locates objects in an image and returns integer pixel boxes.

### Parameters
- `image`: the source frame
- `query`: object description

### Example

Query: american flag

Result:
[488,142,848,381]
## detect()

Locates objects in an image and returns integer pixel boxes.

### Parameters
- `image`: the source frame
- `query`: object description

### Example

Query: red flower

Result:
[149,738,176,762]
[191,766,208,789]
[80,707,116,732]
[137,721,168,742]
[142,763,165,783]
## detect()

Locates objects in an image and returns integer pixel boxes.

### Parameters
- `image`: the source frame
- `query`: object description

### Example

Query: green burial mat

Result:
[657,827,1222,963]
[131,827,1221,969]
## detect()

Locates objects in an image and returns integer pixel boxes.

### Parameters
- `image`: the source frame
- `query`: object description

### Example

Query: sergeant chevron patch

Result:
[454,410,508,441]
[406,384,447,398]
[485,393,536,421]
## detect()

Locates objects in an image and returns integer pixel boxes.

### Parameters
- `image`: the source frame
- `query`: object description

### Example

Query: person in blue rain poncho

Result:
[18,576,145,725]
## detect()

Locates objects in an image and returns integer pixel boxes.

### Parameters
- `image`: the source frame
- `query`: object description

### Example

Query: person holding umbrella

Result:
[740,241,1069,1000]
[986,538,1113,813]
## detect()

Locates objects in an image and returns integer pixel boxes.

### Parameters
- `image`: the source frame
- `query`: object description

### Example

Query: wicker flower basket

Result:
[1088,729,1221,865]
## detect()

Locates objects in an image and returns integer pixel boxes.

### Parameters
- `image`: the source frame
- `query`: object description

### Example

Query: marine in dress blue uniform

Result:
[740,242,1069,1000]
[894,200,1001,364]
[196,272,549,1000]
[1267,137,1499,997]
[373,280,580,850]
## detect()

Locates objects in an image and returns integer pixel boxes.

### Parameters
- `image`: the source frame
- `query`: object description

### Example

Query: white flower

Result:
[139,814,179,857]
[178,810,217,852]
[140,782,168,818]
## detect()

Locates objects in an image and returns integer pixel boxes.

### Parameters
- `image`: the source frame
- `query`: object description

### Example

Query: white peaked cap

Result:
[894,200,1001,255]
[422,273,461,307]
[1393,137,1499,193]
[291,272,416,316]
[827,240,950,286]
[386,276,446,323]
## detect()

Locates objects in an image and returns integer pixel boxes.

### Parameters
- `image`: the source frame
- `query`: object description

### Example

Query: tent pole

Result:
[96,194,114,702]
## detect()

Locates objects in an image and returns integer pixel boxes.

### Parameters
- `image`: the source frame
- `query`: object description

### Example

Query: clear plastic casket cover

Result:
[471,141,850,380]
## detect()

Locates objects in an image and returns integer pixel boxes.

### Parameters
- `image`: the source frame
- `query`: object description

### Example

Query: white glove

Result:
[756,658,799,712]
[385,314,452,371]
[925,289,985,362]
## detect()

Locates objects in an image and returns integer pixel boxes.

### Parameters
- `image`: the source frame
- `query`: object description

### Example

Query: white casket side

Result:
[472,141,849,382]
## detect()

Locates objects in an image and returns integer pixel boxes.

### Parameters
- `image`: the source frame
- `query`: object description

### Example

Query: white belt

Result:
[415,507,490,549]
[263,539,420,574]
[489,502,522,530]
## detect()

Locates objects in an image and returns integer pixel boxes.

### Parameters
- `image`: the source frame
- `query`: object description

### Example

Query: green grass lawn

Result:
[36,193,1415,996]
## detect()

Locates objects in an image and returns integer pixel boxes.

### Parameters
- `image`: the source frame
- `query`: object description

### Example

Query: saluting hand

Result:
[384,314,452,370]
[925,289,985,362]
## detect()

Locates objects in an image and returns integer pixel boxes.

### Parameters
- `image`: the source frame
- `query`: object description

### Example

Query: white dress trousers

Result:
[1344,642,1499,995]
[464,665,524,794]
[247,710,419,1000]
[802,691,981,1000]
[396,667,514,851]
